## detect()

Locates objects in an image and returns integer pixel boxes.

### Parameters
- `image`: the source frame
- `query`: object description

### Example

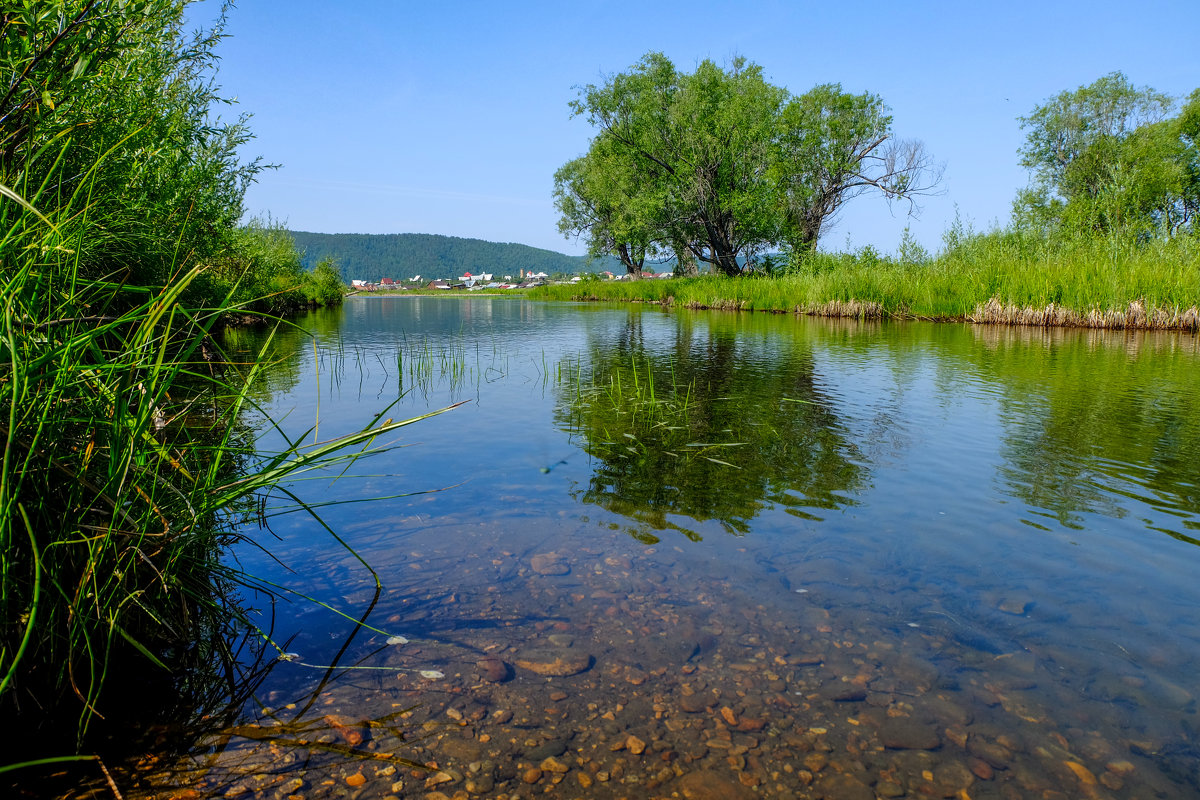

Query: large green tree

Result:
[555,52,940,276]
[1015,72,1200,237]
[553,147,652,274]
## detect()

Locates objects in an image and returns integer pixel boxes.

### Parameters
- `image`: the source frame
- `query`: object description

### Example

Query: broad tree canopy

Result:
[555,53,941,276]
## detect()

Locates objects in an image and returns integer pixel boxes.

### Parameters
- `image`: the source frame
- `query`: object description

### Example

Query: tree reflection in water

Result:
[554,310,866,541]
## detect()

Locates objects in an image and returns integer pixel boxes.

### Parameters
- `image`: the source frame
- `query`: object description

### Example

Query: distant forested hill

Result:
[289,231,623,279]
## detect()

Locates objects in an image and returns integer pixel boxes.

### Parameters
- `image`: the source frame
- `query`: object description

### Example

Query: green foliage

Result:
[772,84,938,251]
[897,226,931,266]
[533,231,1199,325]
[558,53,940,276]
[0,0,370,753]
[302,257,348,306]
[288,230,620,279]
[1,1,327,312]
[2,1,264,288]
[198,222,345,315]
[554,149,652,274]
[1016,72,1199,238]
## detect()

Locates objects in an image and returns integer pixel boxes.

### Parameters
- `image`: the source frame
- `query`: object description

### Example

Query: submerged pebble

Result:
[512,646,593,676]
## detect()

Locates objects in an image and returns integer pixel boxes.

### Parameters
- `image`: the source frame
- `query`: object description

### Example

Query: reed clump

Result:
[968,298,1200,330]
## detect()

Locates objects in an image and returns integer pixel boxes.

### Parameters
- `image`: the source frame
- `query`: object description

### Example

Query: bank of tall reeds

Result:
[0,1,380,762]
[533,232,1200,330]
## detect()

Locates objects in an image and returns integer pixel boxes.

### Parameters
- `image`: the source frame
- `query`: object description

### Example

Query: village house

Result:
[458,271,494,288]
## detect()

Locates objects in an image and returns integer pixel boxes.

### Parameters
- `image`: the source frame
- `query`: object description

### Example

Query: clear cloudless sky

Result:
[187,0,1200,260]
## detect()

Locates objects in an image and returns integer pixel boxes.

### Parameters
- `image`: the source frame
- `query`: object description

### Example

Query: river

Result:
[115,295,1200,798]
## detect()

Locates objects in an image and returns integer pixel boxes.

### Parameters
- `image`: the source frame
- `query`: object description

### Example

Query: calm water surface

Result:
[139,297,1200,798]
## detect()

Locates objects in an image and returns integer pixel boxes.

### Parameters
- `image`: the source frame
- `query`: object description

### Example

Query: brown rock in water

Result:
[530,553,570,575]
[540,756,569,774]
[788,653,824,666]
[968,757,995,780]
[917,694,973,726]
[626,734,646,755]
[674,769,757,800]
[997,596,1032,615]
[822,683,868,702]
[736,716,767,732]
[323,714,364,746]
[438,737,483,762]
[933,761,975,792]
[521,767,543,784]
[513,647,592,676]
[679,691,713,713]
[945,726,969,749]
[1064,760,1098,786]
[967,737,1012,768]
[423,771,454,788]
[476,656,511,683]
[816,773,874,800]
[879,718,941,750]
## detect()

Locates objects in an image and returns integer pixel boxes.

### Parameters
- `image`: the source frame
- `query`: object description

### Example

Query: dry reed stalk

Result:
[969,298,1200,331]
[801,300,885,320]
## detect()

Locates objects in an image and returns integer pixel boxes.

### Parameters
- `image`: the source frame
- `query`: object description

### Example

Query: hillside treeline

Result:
[291,230,623,280]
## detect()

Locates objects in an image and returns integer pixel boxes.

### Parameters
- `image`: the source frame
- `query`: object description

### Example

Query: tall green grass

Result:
[0,1,400,770]
[532,233,1200,329]
[0,178,449,747]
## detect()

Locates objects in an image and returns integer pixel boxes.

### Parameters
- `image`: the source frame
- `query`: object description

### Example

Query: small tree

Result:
[302,257,347,306]
[897,227,931,266]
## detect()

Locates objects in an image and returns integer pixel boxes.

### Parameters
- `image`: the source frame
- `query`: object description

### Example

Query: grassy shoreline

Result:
[530,235,1200,331]
[0,2,365,763]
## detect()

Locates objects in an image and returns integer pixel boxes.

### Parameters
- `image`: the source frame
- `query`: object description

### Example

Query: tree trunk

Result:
[700,220,742,276]
[617,243,645,276]
[671,238,698,275]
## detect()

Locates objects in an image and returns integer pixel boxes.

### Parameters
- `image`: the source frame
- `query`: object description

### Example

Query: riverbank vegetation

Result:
[547,63,1198,328]
[534,231,1200,329]
[0,0,382,763]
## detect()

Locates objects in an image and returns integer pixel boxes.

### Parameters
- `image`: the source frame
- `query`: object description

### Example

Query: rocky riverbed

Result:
[123,521,1198,800]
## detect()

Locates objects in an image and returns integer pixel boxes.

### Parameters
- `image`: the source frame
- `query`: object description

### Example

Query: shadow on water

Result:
[16,585,446,800]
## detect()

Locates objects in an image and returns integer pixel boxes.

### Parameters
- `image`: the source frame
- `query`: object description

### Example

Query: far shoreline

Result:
[343,283,1200,332]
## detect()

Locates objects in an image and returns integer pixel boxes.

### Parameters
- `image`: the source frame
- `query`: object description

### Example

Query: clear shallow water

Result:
[136,297,1199,798]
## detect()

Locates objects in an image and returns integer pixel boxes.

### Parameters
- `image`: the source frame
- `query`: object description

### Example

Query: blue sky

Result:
[190,0,1200,259]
